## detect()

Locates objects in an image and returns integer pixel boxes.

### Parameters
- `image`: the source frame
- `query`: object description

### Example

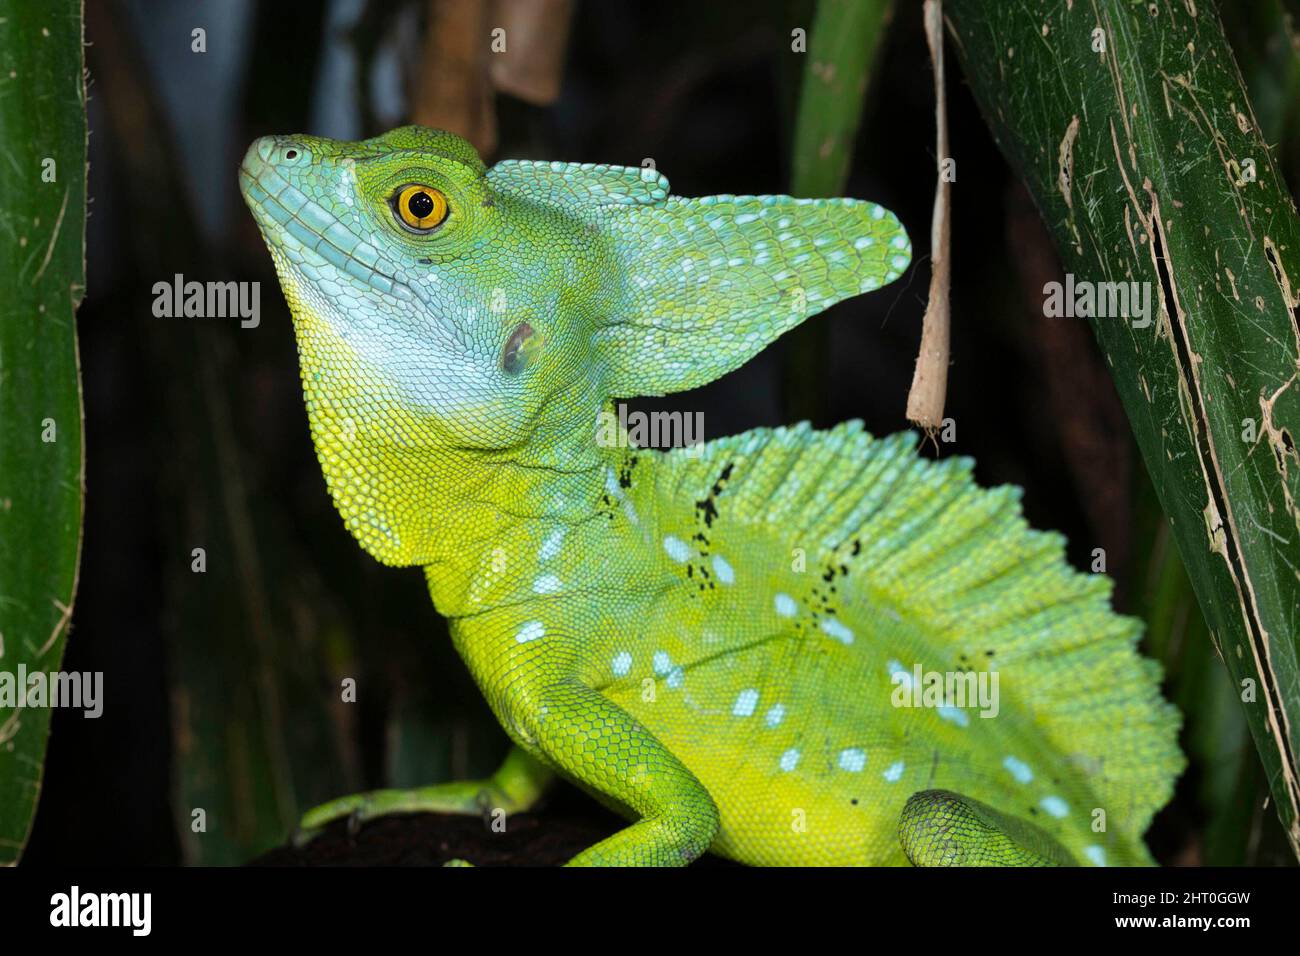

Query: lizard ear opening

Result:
[592,194,910,398]
[502,321,540,374]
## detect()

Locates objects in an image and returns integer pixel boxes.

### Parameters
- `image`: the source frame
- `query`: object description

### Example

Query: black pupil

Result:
[408,191,434,219]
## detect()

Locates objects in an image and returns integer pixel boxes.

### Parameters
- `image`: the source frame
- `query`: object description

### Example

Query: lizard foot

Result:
[297,781,501,841]
[293,745,552,846]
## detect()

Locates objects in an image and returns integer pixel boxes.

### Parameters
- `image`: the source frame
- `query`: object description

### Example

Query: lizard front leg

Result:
[524,678,720,866]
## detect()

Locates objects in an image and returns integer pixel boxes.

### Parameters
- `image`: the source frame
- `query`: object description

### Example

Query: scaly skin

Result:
[240,126,1183,866]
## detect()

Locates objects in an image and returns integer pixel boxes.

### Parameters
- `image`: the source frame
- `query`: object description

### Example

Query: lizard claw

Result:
[346,805,367,837]
[475,789,497,828]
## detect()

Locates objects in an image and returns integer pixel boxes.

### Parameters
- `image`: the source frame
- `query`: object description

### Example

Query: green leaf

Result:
[1133,471,1263,864]
[784,0,895,422]
[0,0,86,865]
[947,0,1300,857]
[790,0,895,197]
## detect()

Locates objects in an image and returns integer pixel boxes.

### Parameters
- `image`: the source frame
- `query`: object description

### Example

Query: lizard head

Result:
[240,126,615,565]
[239,126,598,452]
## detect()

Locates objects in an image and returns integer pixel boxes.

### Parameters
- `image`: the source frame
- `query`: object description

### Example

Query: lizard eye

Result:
[391,184,448,233]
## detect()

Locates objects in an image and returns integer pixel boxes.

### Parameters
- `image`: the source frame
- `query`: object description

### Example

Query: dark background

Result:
[22,0,1297,865]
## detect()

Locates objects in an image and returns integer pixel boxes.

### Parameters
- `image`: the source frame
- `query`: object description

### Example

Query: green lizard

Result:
[239,125,1183,866]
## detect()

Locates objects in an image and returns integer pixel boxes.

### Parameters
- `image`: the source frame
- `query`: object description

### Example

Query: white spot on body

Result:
[779,748,801,772]
[838,748,867,772]
[774,593,797,617]
[539,528,566,561]
[604,468,623,499]
[712,554,735,585]
[1040,796,1069,818]
[515,620,545,644]
[819,617,854,645]
[937,706,970,727]
[888,660,913,689]
[1003,756,1034,784]
[663,535,692,563]
[732,689,759,717]
[611,651,632,676]
[764,704,786,727]
[1083,845,1107,866]
[653,651,673,676]
[882,760,905,782]
[532,574,562,594]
